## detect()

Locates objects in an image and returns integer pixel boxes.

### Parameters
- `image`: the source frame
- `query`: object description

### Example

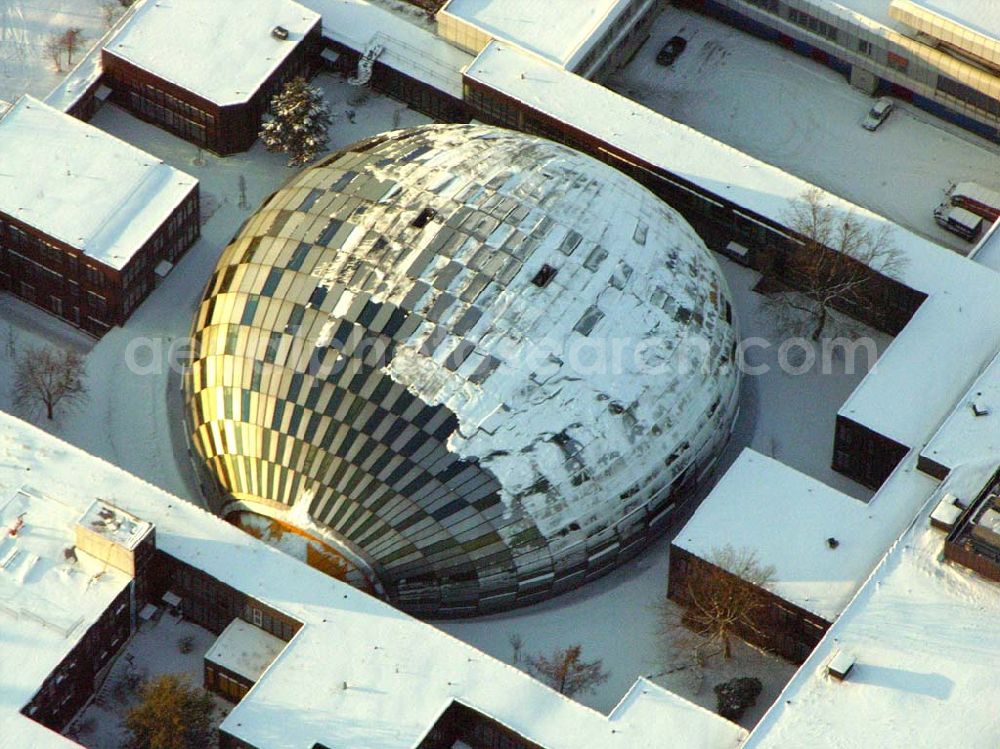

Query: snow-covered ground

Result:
[0,0,107,105]
[65,613,231,749]
[606,7,1000,254]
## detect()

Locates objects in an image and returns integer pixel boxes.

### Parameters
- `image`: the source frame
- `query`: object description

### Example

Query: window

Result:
[83,264,105,287]
[241,295,260,326]
[858,39,872,56]
[261,267,283,296]
[87,290,107,318]
[264,331,282,363]
[787,8,838,42]
[938,75,1000,116]
[887,51,908,73]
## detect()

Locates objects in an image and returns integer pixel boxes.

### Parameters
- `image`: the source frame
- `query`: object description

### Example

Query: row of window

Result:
[207,666,249,702]
[465,85,520,131]
[172,560,299,642]
[938,74,1000,116]
[121,196,199,298]
[129,91,208,145]
[787,8,838,42]
[143,83,215,125]
[575,0,649,74]
[2,222,110,286]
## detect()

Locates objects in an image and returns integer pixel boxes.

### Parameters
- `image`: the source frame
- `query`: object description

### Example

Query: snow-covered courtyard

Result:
[64,613,230,749]
[606,6,1000,254]
[0,0,107,105]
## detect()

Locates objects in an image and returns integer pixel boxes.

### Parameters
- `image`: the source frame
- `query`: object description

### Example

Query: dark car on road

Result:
[656,36,687,66]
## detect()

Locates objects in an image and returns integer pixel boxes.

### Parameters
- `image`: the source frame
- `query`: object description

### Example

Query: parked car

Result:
[656,36,687,66]
[862,97,894,131]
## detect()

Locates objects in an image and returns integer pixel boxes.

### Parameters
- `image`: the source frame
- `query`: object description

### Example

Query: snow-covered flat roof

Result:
[921,349,1000,473]
[839,288,1000,448]
[0,97,197,270]
[302,0,472,98]
[822,0,895,28]
[0,412,743,749]
[205,619,286,683]
[0,486,131,748]
[104,0,320,106]
[900,0,1000,42]
[746,460,1000,749]
[79,499,152,550]
[970,219,1000,272]
[608,678,750,746]
[441,0,634,68]
[674,449,937,620]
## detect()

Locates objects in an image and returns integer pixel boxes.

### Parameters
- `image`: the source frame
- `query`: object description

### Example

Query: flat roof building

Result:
[0,96,199,335]
[0,410,746,749]
[688,0,1000,141]
[438,0,661,80]
[746,461,1000,749]
[102,0,322,153]
[0,489,140,737]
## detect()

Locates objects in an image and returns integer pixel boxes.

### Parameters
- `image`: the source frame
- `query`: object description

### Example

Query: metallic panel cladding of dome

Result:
[183,123,741,617]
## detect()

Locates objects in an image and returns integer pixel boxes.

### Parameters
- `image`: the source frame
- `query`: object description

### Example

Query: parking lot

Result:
[606,7,1000,253]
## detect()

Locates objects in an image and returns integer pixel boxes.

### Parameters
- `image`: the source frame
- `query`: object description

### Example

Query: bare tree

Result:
[526,644,609,698]
[101,1,123,29]
[44,33,64,72]
[11,345,88,421]
[61,28,86,65]
[663,545,775,663]
[763,188,904,340]
[508,632,524,665]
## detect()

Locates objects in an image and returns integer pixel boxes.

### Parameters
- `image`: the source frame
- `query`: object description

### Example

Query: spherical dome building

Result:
[184,124,740,616]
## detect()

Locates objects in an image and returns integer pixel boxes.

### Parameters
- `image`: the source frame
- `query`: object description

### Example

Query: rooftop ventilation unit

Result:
[827,651,855,681]
[272,26,290,40]
[930,492,962,531]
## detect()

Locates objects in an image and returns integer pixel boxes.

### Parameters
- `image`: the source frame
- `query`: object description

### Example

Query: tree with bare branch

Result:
[61,27,86,65]
[44,33,64,72]
[11,345,87,421]
[763,188,904,340]
[663,545,775,663]
[101,1,123,30]
[526,643,609,698]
